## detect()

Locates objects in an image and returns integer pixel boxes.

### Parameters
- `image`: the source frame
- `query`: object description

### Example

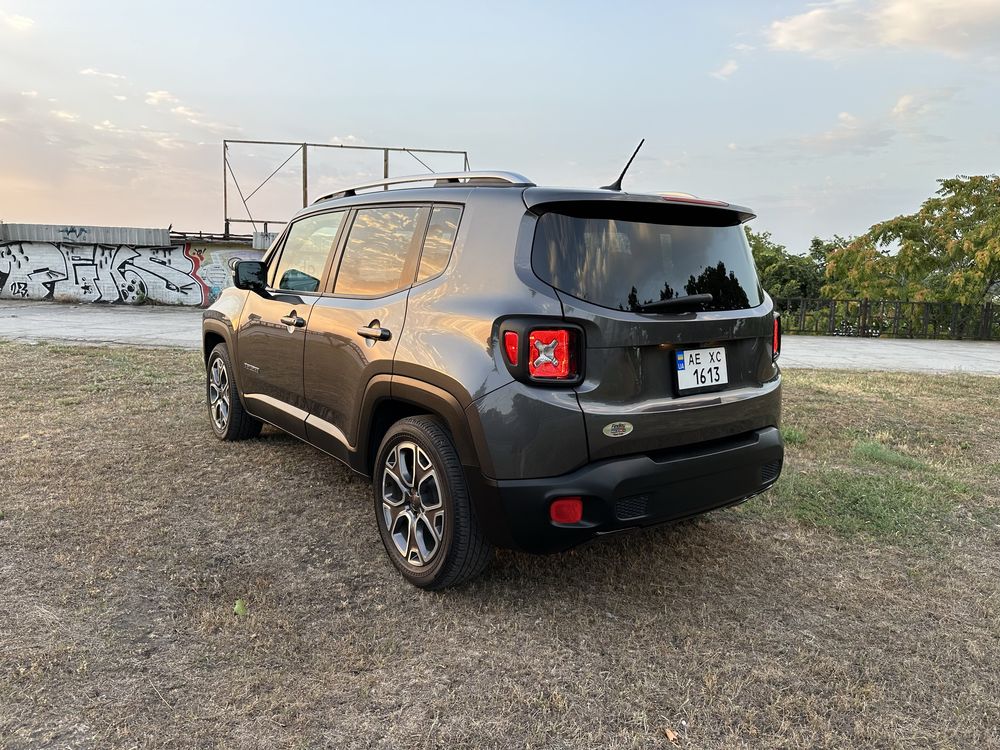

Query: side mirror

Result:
[233,260,267,291]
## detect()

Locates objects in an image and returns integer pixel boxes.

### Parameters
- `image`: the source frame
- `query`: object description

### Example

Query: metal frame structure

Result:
[222,139,470,236]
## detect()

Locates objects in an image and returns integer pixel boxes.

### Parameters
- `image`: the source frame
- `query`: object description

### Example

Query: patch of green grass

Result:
[758,467,956,542]
[853,440,926,471]
[781,426,807,445]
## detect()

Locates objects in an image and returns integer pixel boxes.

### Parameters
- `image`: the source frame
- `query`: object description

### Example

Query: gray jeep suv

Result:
[203,171,783,589]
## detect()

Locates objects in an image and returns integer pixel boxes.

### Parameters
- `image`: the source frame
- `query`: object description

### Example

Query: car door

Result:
[238,210,346,439]
[302,204,432,460]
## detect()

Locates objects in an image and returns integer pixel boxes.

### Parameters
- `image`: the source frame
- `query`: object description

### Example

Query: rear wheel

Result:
[374,416,493,589]
[207,343,262,441]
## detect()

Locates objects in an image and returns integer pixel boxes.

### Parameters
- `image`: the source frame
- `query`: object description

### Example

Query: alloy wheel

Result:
[208,357,231,431]
[381,441,444,567]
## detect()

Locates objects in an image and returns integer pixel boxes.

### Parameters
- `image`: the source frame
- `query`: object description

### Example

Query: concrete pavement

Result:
[0,299,202,349]
[1,300,998,375]
[778,334,999,375]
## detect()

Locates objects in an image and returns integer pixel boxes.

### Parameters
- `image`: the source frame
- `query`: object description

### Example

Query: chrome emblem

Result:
[602,421,633,438]
[533,338,559,369]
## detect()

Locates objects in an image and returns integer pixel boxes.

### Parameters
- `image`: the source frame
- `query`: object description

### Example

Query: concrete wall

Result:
[0,241,263,307]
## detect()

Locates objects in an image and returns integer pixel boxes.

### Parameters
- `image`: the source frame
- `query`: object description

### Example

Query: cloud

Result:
[798,111,896,155]
[113,95,127,102]
[742,109,897,161]
[766,0,1000,59]
[1,11,33,31]
[329,134,365,146]
[20,91,38,98]
[50,110,80,123]
[890,87,959,120]
[93,119,127,135]
[80,68,127,81]
[710,60,739,80]
[145,90,180,106]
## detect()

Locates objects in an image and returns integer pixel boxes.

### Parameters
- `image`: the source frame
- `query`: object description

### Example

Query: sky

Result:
[1,0,998,251]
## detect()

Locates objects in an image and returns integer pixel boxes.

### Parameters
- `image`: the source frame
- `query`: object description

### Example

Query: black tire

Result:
[206,343,262,441]
[373,416,493,589]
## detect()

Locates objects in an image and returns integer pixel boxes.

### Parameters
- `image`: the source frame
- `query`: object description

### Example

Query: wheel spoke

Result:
[416,469,441,510]
[382,467,408,504]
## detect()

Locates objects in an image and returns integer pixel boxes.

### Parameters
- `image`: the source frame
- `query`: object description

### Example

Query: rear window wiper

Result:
[635,293,714,313]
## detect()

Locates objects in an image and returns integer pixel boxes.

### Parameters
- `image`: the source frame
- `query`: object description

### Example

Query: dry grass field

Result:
[1,341,998,749]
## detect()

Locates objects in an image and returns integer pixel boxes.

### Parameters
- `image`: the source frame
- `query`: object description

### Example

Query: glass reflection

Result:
[335,207,425,296]
[533,214,762,312]
[272,211,345,292]
[417,206,461,282]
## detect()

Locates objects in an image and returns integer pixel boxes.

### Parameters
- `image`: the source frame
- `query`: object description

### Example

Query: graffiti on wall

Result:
[0,242,262,306]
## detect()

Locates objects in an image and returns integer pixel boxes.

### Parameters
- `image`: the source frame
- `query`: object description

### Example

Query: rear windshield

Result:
[532,211,763,312]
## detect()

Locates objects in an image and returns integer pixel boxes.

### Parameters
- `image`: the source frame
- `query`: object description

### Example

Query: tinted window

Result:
[334,206,427,296]
[416,206,461,282]
[271,212,345,292]
[532,212,762,312]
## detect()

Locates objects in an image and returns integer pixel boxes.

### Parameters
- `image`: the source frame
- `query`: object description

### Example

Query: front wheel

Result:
[374,416,493,589]
[206,343,262,441]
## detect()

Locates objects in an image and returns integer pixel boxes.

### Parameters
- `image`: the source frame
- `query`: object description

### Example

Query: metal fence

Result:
[774,298,999,341]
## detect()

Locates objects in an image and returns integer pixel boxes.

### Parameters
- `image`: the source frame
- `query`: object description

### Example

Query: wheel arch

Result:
[359,376,490,478]
[202,319,234,366]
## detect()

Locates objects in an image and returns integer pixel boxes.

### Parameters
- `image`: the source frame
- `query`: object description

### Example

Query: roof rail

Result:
[313,171,534,204]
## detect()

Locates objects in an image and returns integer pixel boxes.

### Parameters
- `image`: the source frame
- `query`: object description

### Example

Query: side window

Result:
[333,206,428,297]
[270,211,345,292]
[416,206,462,283]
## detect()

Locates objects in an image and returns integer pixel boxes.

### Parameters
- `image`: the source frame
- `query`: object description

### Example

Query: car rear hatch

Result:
[526,190,780,462]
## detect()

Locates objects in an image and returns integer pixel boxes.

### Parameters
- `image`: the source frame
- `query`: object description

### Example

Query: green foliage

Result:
[233,599,248,617]
[781,426,807,445]
[745,227,828,298]
[824,175,1000,304]
[763,468,954,541]
[853,441,926,471]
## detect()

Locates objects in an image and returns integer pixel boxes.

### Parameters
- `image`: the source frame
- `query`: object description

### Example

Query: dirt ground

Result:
[1,341,998,749]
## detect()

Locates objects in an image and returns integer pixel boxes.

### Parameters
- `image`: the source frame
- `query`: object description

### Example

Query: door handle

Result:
[357,325,391,342]
[280,313,306,328]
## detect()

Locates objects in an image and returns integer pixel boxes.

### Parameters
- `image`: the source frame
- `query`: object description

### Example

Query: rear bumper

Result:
[469,427,783,553]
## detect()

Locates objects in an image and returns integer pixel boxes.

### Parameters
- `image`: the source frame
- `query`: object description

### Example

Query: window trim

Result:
[265,209,348,295]
[412,203,464,287]
[324,203,433,300]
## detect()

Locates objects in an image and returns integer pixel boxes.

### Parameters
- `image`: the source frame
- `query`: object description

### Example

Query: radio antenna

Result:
[601,138,645,191]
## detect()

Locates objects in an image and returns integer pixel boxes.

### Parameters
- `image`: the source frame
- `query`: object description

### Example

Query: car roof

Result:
[302,172,755,224]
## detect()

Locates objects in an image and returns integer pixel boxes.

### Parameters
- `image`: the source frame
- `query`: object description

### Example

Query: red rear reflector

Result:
[773,316,781,360]
[528,329,572,379]
[503,331,519,365]
[550,497,583,524]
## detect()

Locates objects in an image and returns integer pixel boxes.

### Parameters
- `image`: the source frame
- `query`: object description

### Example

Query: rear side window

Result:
[416,206,462,283]
[270,211,345,292]
[532,212,762,311]
[334,206,429,296]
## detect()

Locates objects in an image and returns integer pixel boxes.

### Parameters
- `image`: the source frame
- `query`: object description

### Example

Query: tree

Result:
[745,227,826,298]
[823,175,1000,304]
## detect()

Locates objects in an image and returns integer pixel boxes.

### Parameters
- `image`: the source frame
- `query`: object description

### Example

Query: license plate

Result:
[675,346,728,392]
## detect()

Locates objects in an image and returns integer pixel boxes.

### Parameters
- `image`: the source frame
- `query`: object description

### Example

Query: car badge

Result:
[602,421,633,438]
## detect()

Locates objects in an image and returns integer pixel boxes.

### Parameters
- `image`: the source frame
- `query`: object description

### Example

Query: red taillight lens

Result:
[773,316,781,360]
[503,331,519,365]
[528,329,573,379]
[550,496,583,524]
